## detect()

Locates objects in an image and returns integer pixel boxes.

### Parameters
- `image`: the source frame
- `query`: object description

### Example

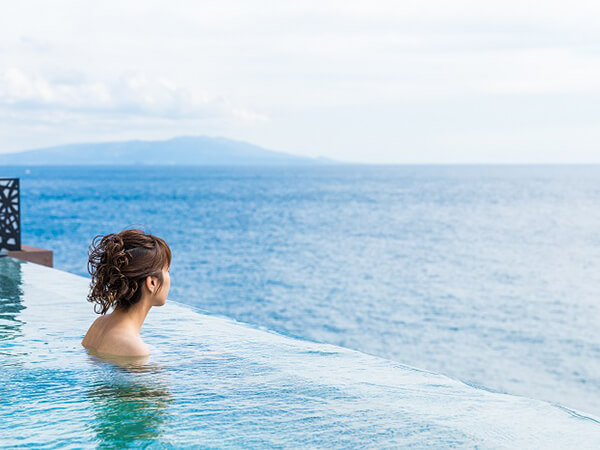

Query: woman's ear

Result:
[145,274,158,294]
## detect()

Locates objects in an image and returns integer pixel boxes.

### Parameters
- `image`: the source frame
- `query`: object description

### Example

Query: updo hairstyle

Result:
[87,229,172,314]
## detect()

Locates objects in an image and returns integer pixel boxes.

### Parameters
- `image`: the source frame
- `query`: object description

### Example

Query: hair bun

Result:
[87,233,136,314]
[105,235,131,269]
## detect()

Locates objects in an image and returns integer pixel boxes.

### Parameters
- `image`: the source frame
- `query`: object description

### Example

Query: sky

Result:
[1,0,600,163]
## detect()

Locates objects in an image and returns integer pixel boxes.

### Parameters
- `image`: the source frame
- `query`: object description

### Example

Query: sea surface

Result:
[2,164,600,416]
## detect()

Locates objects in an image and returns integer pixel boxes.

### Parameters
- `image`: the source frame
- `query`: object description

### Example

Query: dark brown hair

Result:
[87,229,172,314]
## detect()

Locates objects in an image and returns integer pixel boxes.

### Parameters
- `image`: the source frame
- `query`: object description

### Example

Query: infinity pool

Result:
[1,257,599,448]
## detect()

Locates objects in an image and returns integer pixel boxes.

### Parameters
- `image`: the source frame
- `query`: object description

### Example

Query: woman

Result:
[82,229,171,357]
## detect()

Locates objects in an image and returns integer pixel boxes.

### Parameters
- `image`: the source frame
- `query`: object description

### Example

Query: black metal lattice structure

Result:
[0,178,21,251]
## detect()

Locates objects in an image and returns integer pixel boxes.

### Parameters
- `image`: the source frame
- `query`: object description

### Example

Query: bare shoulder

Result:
[98,332,150,357]
[82,317,149,357]
[81,315,108,348]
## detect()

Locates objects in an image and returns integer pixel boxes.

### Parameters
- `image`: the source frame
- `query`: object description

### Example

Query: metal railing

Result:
[0,178,21,252]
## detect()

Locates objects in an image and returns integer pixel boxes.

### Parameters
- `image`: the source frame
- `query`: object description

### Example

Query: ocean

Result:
[3,164,600,416]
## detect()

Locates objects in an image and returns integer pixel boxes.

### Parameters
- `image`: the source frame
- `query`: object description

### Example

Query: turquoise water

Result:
[2,257,600,447]
[2,164,600,418]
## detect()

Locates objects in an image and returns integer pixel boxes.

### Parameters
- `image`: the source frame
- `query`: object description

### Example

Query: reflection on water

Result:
[0,258,24,342]
[85,349,170,375]
[86,349,151,369]
[86,354,172,447]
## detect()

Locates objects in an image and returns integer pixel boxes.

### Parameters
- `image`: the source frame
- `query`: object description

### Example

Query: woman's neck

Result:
[110,297,153,334]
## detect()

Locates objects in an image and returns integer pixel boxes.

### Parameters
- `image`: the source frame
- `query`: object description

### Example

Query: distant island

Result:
[0,136,335,166]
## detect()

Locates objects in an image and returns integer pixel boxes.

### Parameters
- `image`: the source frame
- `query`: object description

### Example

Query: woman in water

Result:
[82,229,171,357]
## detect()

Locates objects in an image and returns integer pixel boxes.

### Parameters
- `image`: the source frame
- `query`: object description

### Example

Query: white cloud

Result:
[0,68,268,122]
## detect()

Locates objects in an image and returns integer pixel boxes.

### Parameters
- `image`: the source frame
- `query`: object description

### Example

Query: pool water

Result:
[1,256,600,448]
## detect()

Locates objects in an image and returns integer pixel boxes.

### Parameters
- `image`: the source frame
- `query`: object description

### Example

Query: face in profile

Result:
[151,265,170,307]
